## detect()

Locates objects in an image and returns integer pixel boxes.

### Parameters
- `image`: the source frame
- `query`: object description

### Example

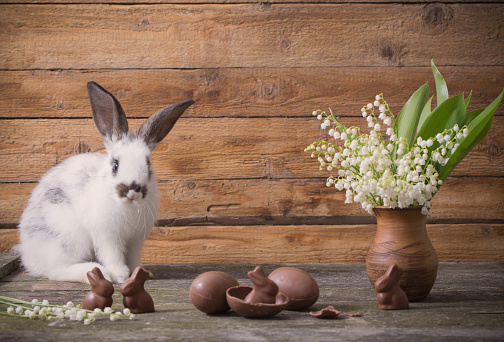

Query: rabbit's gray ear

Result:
[87,82,129,140]
[138,99,194,151]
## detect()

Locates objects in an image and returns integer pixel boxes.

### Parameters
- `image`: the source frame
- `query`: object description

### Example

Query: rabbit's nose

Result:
[131,182,148,198]
[130,182,142,192]
[116,182,148,201]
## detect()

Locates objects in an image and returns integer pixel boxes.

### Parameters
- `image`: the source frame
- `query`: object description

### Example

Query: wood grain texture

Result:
[0,230,19,254]
[142,223,504,263]
[1,263,503,341]
[0,1,503,264]
[1,117,503,183]
[1,177,503,226]
[3,0,502,4]
[1,224,502,262]
[1,3,503,69]
[1,67,503,119]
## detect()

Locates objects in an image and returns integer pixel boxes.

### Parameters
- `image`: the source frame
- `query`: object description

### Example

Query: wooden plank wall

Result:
[0,0,503,263]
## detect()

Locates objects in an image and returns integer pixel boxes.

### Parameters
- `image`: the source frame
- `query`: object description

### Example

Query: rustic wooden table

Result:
[0,255,503,341]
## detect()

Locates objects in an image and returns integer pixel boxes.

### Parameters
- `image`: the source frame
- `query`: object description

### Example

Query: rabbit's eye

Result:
[112,159,119,174]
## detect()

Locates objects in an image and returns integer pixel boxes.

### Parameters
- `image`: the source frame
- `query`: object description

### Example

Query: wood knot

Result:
[279,36,293,52]
[200,70,221,86]
[139,18,150,27]
[111,87,130,99]
[380,43,408,66]
[285,233,304,244]
[487,142,500,158]
[422,3,453,34]
[382,45,394,59]
[55,100,65,110]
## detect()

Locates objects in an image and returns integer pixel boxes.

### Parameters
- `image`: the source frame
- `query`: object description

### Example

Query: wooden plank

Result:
[1,67,503,119]
[1,177,503,226]
[0,263,503,341]
[142,224,504,263]
[3,0,503,4]
[0,253,20,280]
[0,230,19,254]
[1,3,503,69]
[1,116,503,183]
[1,224,503,263]
[142,225,377,264]
[0,263,503,340]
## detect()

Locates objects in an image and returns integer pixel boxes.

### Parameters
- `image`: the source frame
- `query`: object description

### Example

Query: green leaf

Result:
[464,91,472,110]
[417,93,466,141]
[431,60,449,106]
[465,107,484,126]
[393,82,430,148]
[329,108,346,132]
[417,95,434,134]
[438,88,504,181]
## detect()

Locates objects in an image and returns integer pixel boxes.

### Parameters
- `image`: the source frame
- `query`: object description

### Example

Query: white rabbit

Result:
[16,82,194,283]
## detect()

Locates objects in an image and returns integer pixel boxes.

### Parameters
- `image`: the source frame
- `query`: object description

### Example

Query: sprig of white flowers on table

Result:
[305,60,503,215]
[0,296,135,325]
[305,95,468,215]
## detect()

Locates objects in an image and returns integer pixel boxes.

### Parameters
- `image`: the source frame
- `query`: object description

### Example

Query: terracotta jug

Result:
[366,206,438,301]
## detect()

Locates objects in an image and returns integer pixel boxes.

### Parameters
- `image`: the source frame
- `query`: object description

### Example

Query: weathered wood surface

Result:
[1,3,503,69]
[1,117,503,183]
[142,224,504,263]
[3,0,503,3]
[1,177,503,226]
[0,262,503,341]
[1,67,503,119]
[1,223,503,263]
[0,254,19,280]
[0,0,503,263]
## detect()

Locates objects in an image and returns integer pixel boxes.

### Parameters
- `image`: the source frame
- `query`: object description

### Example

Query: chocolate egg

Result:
[190,271,239,314]
[268,267,319,310]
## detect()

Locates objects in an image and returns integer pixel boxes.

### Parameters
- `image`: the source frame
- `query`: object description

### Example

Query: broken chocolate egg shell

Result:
[226,286,289,318]
[310,306,341,319]
[190,271,239,314]
[268,267,319,310]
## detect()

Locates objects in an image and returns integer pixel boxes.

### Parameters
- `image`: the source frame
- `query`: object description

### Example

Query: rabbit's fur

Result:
[17,82,194,283]
[82,267,114,311]
[120,266,154,313]
[375,264,409,310]
[244,266,278,304]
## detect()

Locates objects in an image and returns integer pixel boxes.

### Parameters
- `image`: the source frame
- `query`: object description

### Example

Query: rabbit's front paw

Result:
[97,267,113,283]
[109,266,131,284]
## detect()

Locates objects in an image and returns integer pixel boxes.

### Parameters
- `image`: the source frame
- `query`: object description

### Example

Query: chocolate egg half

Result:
[190,271,239,314]
[226,286,289,318]
[268,267,319,310]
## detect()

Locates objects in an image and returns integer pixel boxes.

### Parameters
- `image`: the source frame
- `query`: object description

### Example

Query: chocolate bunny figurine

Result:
[374,264,409,310]
[244,266,279,304]
[82,267,114,311]
[120,266,154,313]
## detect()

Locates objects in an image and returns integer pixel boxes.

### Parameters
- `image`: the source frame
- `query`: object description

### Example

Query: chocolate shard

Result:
[309,306,341,319]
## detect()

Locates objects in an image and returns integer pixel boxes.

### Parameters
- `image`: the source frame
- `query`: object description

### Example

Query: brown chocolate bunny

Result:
[375,264,409,310]
[244,266,278,304]
[120,266,154,313]
[82,267,114,311]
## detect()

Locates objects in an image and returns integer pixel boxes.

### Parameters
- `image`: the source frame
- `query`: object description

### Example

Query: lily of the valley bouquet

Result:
[305,61,503,215]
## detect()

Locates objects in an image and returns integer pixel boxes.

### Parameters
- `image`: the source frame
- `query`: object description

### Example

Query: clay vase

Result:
[366,206,438,302]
